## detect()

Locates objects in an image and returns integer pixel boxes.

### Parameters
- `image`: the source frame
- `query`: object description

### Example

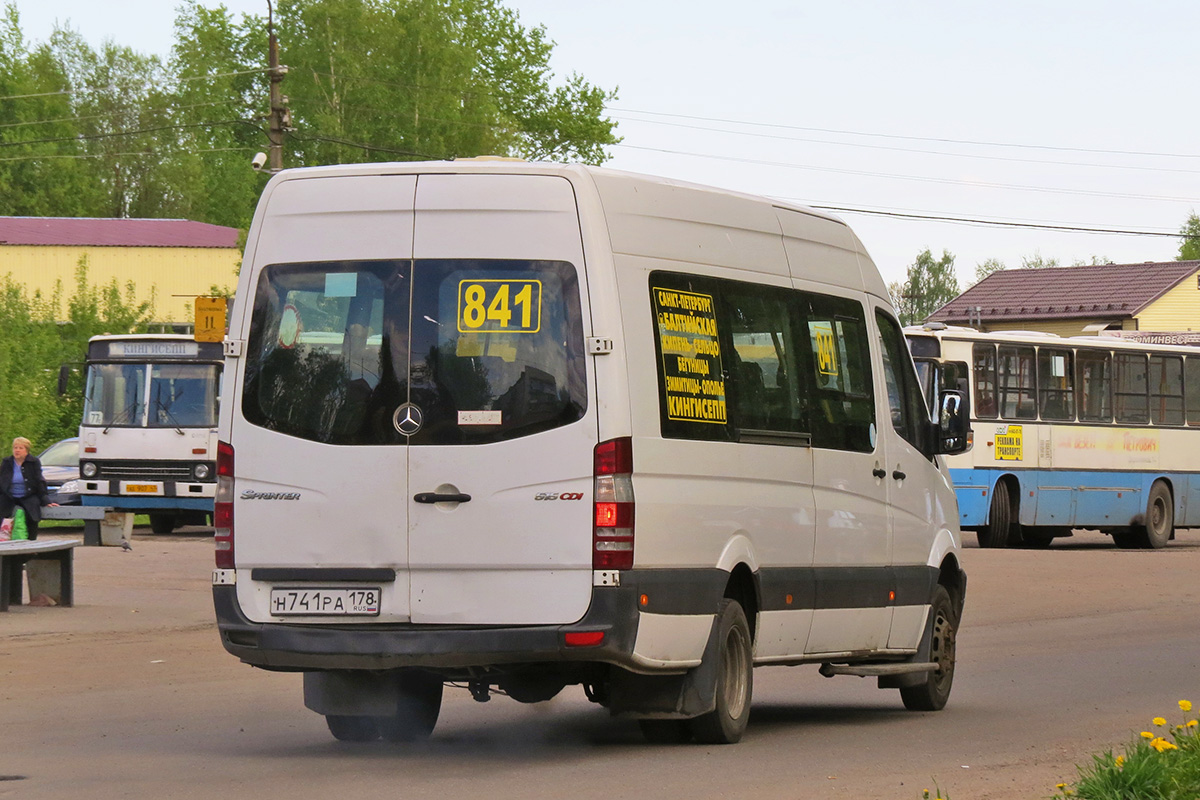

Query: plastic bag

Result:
[0,517,10,541]
[11,508,28,541]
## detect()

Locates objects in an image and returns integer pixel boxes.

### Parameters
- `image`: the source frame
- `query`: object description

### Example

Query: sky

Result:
[9,0,1200,288]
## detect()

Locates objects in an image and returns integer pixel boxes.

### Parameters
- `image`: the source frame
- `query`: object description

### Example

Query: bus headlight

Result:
[81,462,98,478]
[194,463,211,480]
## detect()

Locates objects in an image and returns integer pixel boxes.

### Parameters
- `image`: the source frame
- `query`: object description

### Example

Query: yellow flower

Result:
[1056,783,1067,789]
[1115,755,1125,768]
[1153,717,1167,726]
[1187,720,1198,729]
[1141,731,1155,739]
[1150,737,1178,752]
[1180,700,1193,713]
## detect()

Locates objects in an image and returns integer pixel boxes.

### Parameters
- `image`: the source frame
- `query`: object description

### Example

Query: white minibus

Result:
[212,160,969,744]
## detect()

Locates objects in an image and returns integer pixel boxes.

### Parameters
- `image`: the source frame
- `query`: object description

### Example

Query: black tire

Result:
[1112,530,1141,549]
[638,719,694,744]
[1141,481,1174,550]
[148,513,177,534]
[326,715,381,742]
[378,670,443,742]
[976,480,1012,548]
[900,585,958,712]
[690,599,753,745]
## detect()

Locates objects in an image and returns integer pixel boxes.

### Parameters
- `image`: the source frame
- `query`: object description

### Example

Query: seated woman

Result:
[1,437,57,541]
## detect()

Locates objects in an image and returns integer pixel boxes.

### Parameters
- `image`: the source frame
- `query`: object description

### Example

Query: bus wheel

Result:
[325,715,381,742]
[1140,481,1174,550]
[977,481,1012,548]
[690,599,753,744]
[900,585,958,711]
[148,513,177,534]
[379,671,443,742]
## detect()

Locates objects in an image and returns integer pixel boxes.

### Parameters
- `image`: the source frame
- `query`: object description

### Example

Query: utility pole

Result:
[266,0,290,172]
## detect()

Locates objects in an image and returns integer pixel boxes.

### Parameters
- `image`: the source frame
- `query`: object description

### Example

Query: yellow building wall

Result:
[981,318,1128,337]
[0,244,239,324]
[1134,270,1200,331]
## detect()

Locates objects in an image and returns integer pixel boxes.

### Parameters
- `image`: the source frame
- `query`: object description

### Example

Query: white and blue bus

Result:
[906,325,1200,549]
[77,334,223,532]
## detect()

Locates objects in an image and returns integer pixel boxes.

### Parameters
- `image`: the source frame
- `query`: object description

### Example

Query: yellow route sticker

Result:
[457,280,541,333]
[653,286,727,425]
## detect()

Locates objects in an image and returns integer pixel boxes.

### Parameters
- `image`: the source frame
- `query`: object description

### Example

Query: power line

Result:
[605,106,1200,160]
[0,119,265,148]
[615,143,1199,203]
[0,146,256,164]
[606,112,1200,175]
[803,204,1185,238]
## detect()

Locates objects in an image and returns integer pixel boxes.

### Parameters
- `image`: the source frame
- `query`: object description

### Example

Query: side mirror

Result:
[57,364,70,396]
[934,390,971,455]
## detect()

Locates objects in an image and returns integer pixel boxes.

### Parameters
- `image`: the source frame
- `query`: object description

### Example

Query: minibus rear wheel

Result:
[325,715,381,742]
[690,599,753,744]
[900,585,957,712]
[379,670,443,742]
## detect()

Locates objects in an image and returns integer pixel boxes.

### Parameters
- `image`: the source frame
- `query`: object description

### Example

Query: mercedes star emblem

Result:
[393,403,424,435]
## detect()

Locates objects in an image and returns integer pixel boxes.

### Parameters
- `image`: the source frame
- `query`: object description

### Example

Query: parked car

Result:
[38,437,80,506]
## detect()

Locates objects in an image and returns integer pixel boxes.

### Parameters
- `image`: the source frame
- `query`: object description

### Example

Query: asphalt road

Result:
[3,529,1198,800]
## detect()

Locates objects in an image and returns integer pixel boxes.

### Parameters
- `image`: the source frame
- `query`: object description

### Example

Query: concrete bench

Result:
[0,539,79,611]
[40,506,117,546]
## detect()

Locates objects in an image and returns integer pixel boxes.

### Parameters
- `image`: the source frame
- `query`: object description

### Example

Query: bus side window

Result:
[1186,357,1200,426]
[1078,350,1112,422]
[973,344,997,418]
[1038,349,1075,421]
[1114,353,1149,424]
[997,345,1037,419]
[1150,355,1184,425]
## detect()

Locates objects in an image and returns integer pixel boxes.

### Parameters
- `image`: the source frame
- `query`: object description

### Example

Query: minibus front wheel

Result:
[899,585,958,712]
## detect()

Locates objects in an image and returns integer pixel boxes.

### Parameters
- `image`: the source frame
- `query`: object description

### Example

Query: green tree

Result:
[0,261,154,447]
[1178,212,1200,261]
[975,257,1005,285]
[888,249,959,325]
[1021,252,1060,269]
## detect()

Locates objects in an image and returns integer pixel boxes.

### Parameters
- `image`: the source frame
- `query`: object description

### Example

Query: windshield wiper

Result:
[153,397,186,435]
[103,400,143,433]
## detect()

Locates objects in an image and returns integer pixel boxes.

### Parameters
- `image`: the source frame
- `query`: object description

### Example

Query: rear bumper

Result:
[213,569,728,673]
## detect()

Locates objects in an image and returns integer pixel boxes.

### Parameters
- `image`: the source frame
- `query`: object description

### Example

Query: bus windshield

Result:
[84,362,220,428]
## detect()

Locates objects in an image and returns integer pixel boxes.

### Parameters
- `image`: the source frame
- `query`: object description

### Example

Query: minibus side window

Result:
[723,285,806,434]
[801,293,875,453]
[1114,352,1149,424]
[876,310,927,450]
[650,273,734,442]
[1150,355,1184,426]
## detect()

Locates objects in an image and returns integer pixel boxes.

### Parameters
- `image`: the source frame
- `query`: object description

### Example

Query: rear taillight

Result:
[593,437,634,570]
[214,440,234,569]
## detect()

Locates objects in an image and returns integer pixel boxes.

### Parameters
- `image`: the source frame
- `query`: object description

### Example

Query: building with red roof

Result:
[0,217,241,325]
[926,260,1200,337]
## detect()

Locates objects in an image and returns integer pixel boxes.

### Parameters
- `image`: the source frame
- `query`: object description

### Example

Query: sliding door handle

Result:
[414,492,472,504]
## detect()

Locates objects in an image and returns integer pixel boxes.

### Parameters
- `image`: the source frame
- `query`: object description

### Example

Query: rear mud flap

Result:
[605,614,720,719]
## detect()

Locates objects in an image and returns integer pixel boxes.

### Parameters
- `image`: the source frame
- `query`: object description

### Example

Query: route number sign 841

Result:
[457,279,542,333]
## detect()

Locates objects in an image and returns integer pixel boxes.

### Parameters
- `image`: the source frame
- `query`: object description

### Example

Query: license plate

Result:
[125,484,159,493]
[270,587,381,616]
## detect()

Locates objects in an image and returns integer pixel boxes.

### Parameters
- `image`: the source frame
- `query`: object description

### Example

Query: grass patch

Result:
[1051,700,1199,799]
